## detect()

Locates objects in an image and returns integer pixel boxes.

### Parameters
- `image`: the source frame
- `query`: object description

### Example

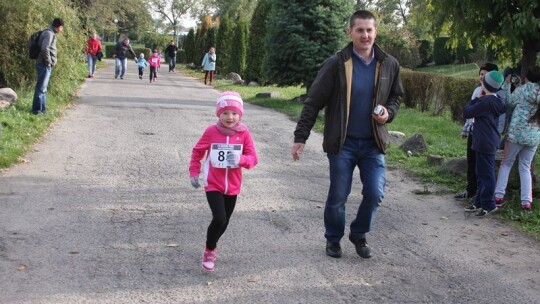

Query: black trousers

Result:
[205,191,237,250]
[466,135,477,196]
[149,67,157,80]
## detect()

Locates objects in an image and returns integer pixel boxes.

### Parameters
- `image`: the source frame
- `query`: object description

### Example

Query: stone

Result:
[388,131,406,145]
[400,133,428,154]
[0,88,17,110]
[427,154,445,166]
[442,158,467,176]
[248,81,260,87]
[255,92,281,98]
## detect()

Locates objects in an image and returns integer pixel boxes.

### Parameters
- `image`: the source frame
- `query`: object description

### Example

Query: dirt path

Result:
[0,61,538,303]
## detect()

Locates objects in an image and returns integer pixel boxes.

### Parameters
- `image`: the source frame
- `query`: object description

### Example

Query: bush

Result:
[378,30,421,68]
[400,70,476,119]
[433,37,454,65]
[0,0,85,90]
[417,40,433,66]
[443,77,477,123]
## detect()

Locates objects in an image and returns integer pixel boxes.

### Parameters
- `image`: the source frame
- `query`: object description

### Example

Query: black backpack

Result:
[28,30,44,59]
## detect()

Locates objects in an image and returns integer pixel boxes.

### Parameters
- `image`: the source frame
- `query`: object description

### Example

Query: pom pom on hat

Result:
[483,71,504,93]
[216,91,244,117]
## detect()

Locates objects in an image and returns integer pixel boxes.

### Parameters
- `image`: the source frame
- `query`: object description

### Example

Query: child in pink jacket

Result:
[148,49,161,83]
[189,91,258,272]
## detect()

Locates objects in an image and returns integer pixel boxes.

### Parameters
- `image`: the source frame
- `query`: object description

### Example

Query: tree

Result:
[229,20,249,77]
[428,0,540,77]
[245,0,271,84]
[147,0,201,45]
[184,28,196,63]
[216,13,233,74]
[265,0,353,89]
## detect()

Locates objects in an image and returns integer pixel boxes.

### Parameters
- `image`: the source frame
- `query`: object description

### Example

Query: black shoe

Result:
[454,191,474,200]
[464,205,481,212]
[349,235,372,258]
[475,207,498,217]
[326,241,342,258]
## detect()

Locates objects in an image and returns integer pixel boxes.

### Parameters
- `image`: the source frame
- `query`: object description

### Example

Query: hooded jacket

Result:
[190,125,258,195]
[294,42,403,154]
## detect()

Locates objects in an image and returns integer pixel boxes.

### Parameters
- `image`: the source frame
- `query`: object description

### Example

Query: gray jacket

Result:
[37,27,58,66]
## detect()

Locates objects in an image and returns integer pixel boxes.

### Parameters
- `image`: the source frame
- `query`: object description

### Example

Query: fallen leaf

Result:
[207,281,213,286]
[421,222,428,225]
[166,243,179,247]
[17,263,27,271]
[440,216,448,220]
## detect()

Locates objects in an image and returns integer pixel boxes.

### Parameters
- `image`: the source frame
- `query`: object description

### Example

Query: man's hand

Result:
[372,105,389,125]
[292,143,305,161]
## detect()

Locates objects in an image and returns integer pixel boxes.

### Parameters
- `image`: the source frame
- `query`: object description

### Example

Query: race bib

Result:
[210,143,243,168]
[151,58,159,63]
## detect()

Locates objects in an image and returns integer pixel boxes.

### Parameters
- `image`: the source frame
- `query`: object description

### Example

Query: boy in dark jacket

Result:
[463,71,506,217]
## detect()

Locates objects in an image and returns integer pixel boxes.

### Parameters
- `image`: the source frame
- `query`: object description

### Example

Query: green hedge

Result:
[401,69,477,121]
[417,40,432,66]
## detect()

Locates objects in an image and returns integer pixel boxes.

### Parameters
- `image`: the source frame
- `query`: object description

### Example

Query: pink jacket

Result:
[190,125,258,195]
[148,54,161,68]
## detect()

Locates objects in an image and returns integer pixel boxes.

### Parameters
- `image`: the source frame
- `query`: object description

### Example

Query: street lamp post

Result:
[113,19,118,42]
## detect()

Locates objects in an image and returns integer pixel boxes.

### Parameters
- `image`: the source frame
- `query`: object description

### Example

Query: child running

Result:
[189,91,258,272]
[136,53,148,80]
[463,71,506,217]
[148,49,161,83]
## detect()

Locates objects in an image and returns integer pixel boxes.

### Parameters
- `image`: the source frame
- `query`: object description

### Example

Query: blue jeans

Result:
[115,58,127,78]
[87,53,97,76]
[325,137,386,242]
[32,62,52,114]
[168,56,176,71]
[495,140,537,203]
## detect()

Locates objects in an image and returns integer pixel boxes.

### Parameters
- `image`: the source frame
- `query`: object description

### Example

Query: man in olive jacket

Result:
[292,10,403,259]
[32,18,64,115]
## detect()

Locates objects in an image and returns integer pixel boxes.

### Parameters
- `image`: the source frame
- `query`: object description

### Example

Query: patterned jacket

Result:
[506,82,540,146]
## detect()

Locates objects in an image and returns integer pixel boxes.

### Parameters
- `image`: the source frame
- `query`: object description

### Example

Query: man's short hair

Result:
[349,10,377,28]
[479,63,499,73]
[52,18,65,28]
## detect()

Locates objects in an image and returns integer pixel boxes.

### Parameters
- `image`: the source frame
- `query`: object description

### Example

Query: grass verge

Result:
[179,66,539,239]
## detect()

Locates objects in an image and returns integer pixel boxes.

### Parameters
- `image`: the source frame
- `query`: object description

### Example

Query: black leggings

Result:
[149,67,157,80]
[206,191,237,250]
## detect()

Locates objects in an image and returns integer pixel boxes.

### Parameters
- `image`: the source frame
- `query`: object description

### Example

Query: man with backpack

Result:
[31,18,64,115]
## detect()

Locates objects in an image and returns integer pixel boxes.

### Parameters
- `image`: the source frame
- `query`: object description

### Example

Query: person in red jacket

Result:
[86,33,102,78]
[189,91,258,272]
[147,49,161,83]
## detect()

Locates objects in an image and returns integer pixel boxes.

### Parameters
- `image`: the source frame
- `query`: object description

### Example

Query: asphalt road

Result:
[1,60,539,303]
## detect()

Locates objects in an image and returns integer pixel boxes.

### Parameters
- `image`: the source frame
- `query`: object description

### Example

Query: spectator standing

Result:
[463,71,506,217]
[31,18,65,115]
[201,47,216,85]
[494,66,540,211]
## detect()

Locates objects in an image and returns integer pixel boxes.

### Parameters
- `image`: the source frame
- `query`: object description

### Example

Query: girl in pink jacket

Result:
[148,49,161,83]
[189,91,258,272]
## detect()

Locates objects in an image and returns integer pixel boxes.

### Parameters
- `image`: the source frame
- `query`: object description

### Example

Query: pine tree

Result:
[185,28,196,65]
[245,0,270,84]
[265,0,352,89]
[230,20,249,78]
[216,14,234,74]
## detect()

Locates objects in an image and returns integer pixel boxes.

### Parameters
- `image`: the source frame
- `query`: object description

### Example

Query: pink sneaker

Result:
[495,197,505,208]
[521,202,532,211]
[202,247,216,271]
